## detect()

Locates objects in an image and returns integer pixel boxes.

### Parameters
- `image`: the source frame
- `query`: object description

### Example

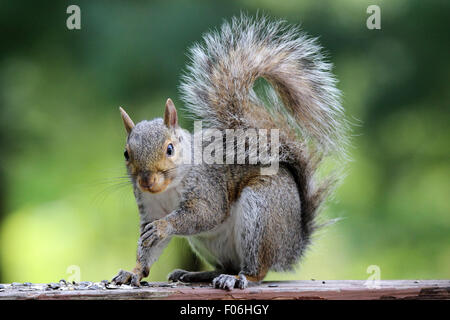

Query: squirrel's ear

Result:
[164,98,178,128]
[119,107,135,134]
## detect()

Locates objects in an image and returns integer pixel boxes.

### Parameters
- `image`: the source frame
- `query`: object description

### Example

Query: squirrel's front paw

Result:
[111,269,142,287]
[140,220,172,248]
[111,269,133,285]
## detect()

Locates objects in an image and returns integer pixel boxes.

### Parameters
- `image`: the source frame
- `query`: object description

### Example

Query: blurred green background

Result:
[0,0,449,283]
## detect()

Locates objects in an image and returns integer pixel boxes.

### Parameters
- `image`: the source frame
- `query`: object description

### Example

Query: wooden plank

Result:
[0,280,448,300]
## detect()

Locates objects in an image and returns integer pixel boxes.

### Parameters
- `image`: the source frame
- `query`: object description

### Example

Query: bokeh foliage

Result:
[0,0,448,283]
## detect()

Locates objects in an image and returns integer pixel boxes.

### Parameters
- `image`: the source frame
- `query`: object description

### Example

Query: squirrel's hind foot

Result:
[212,274,248,291]
[168,269,222,283]
[168,269,189,282]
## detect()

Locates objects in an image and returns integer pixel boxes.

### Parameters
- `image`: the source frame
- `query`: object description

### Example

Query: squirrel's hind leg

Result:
[221,168,301,290]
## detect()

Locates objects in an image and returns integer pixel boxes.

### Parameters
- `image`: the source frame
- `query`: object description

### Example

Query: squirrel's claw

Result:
[111,269,133,285]
[130,273,142,287]
[140,220,171,248]
[111,269,142,287]
[212,274,236,291]
[212,274,248,291]
[141,228,160,247]
[236,274,248,289]
[168,269,189,282]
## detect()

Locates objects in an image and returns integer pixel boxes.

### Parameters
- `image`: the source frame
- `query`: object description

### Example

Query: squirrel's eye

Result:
[166,143,174,156]
[124,150,130,161]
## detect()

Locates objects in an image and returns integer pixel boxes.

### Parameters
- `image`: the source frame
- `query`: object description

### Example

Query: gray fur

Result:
[112,15,348,290]
[180,14,349,157]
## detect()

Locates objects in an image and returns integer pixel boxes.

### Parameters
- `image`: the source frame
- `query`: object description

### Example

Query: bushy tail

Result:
[180,15,348,155]
[180,15,348,242]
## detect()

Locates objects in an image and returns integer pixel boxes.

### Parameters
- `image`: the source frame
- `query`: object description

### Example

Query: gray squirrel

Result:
[111,15,348,290]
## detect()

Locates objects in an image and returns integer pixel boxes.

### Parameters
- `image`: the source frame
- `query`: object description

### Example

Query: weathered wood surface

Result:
[0,280,448,300]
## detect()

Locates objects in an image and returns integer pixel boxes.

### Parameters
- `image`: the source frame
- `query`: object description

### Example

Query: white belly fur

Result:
[139,184,183,221]
[140,183,244,271]
[188,201,243,271]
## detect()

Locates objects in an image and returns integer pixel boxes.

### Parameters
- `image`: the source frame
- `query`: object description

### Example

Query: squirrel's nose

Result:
[138,173,157,190]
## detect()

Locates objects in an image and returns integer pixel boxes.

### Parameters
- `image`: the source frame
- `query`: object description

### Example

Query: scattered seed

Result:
[268,284,278,288]
[48,283,60,290]
[88,285,100,290]
[105,284,119,290]
[18,288,37,292]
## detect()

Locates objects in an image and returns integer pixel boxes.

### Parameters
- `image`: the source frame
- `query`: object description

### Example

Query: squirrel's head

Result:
[119,99,187,194]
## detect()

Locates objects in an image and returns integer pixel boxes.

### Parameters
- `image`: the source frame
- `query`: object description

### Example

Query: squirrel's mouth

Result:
[140,185,165,194]
[138,174,172,194]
